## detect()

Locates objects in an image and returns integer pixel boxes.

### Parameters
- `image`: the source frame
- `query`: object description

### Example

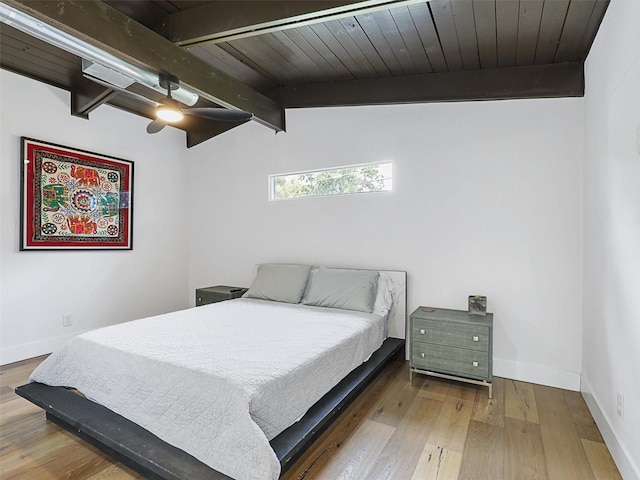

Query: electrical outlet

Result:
[617,392,624,419]
[62,314,73,327]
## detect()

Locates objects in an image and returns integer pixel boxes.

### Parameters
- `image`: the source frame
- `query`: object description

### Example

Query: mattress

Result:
[30,298,386,480]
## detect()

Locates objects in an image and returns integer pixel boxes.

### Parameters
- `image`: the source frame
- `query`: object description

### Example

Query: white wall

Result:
[186,98,585,390]
[0,70,191,364]
[582,0,640,478]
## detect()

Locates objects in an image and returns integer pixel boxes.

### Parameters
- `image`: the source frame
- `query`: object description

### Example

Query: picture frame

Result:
[468,295,487,316]
[20,137,134,250]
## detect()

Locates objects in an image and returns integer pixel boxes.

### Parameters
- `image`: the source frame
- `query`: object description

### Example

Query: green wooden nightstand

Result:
[409,306,494,398]
[195,285,248,306]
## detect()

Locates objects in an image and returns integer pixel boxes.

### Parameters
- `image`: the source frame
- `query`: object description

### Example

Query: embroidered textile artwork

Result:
[21,138,133,250]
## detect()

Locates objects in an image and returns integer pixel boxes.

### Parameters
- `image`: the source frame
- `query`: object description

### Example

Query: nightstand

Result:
[409,307,493,398]
[195,285,248,306]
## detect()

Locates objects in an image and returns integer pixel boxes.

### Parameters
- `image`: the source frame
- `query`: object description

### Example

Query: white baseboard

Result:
[582,375,640,480]
[0,333,80,366]
[494,357,581,391]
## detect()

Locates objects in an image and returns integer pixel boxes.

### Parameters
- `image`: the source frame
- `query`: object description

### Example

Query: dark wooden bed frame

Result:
[16,337,404,480]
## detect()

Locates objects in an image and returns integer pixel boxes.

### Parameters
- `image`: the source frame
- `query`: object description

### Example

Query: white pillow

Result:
[302,267,379,313]
[372,272,393,317]
[243,264,311,303]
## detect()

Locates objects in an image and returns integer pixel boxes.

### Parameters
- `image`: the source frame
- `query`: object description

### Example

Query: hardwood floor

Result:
[0,355,621,480]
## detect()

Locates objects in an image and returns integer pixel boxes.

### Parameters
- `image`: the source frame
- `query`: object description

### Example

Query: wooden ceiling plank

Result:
[450,0,480,70]
[516,0,544,66]
[555,0,598,62]
[336,16,391,76]
[389,7,432,73]
[1,37,79,77]
[223,37,294,84]
[295,25,354,80]
[0,49,78,89]
[355,12,405,75]
[4,0,285,132]
[309,22,364,79]
[165,0,427,47]
[270,30,332,82]
[283,27,353,81]
[408,3,448,72]
[322,18,379,78]
[0,43,83,89]
[215,42,282,86]
[274,62,584,107]
[429,0,464,71]
[186,44,278,92]
[166,1,365,45]
[262,32,325,82]
[496,0,520,67]
[370,9,421,74]
[535,0,570,64]
[1,26,82,69]
[472,0,497,69]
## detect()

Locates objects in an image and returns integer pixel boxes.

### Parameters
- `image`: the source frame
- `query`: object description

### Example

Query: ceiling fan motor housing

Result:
[159,72,180,92]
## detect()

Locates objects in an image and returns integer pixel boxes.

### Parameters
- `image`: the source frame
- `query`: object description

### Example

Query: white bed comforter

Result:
[30,298,385,480]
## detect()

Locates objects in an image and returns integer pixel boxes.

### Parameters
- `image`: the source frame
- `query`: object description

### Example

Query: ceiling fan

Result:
[83,72,253,134]
[147,73,253,134]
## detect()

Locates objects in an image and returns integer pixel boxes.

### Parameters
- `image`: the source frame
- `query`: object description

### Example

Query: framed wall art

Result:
[20,137,134,250]
[468,295,487,316]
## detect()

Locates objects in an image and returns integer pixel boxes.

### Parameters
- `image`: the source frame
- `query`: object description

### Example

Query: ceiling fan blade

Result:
[182,108,253,122]
[146,118,167,134]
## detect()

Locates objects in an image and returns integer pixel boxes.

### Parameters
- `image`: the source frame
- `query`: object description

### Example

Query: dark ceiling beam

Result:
[164,0,426,47]
[272,62,585,108]
[4,0,284,134]
[70,81,118,119]
[186,118,252,149]
[103,0,170,32]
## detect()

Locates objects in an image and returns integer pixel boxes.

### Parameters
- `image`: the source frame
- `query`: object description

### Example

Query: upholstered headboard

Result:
[250,264,407,340]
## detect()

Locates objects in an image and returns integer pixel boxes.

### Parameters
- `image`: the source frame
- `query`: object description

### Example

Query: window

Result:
[269,162,392,201]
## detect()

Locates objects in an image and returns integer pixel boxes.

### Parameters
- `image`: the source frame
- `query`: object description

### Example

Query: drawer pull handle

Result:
[473,336,479,342]
[472,361,479,367]
[419,329,426,335]
[420,353,426,358]
[198,297,202,302]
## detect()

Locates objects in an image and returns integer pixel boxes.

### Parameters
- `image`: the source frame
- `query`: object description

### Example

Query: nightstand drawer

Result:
[412,318,489,352]
[196,291,228,305]
[412,343,490,380]
[196,286,247,306]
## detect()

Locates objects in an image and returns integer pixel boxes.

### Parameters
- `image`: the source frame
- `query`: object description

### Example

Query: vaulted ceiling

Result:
[0,0,609,147]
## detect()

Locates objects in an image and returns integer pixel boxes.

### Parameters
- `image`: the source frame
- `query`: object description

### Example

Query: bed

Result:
[16,265,407,480]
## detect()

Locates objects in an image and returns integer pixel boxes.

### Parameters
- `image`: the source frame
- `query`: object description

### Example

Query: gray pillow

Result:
[302,267,379,312]
[243,264,312,303]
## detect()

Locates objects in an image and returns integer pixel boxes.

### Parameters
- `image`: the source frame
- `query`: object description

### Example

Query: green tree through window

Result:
[271,162,392,200]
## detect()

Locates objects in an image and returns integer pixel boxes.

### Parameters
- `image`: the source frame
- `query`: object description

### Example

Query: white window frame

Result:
[269,161,393,201]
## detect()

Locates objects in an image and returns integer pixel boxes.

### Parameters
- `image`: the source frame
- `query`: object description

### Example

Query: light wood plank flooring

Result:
[0,355,621,479]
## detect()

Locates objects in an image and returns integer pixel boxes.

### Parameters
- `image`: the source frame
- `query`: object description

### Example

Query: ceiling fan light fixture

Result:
[156,106,183,123]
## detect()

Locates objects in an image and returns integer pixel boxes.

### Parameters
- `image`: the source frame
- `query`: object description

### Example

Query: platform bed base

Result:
[16,337,404,480]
